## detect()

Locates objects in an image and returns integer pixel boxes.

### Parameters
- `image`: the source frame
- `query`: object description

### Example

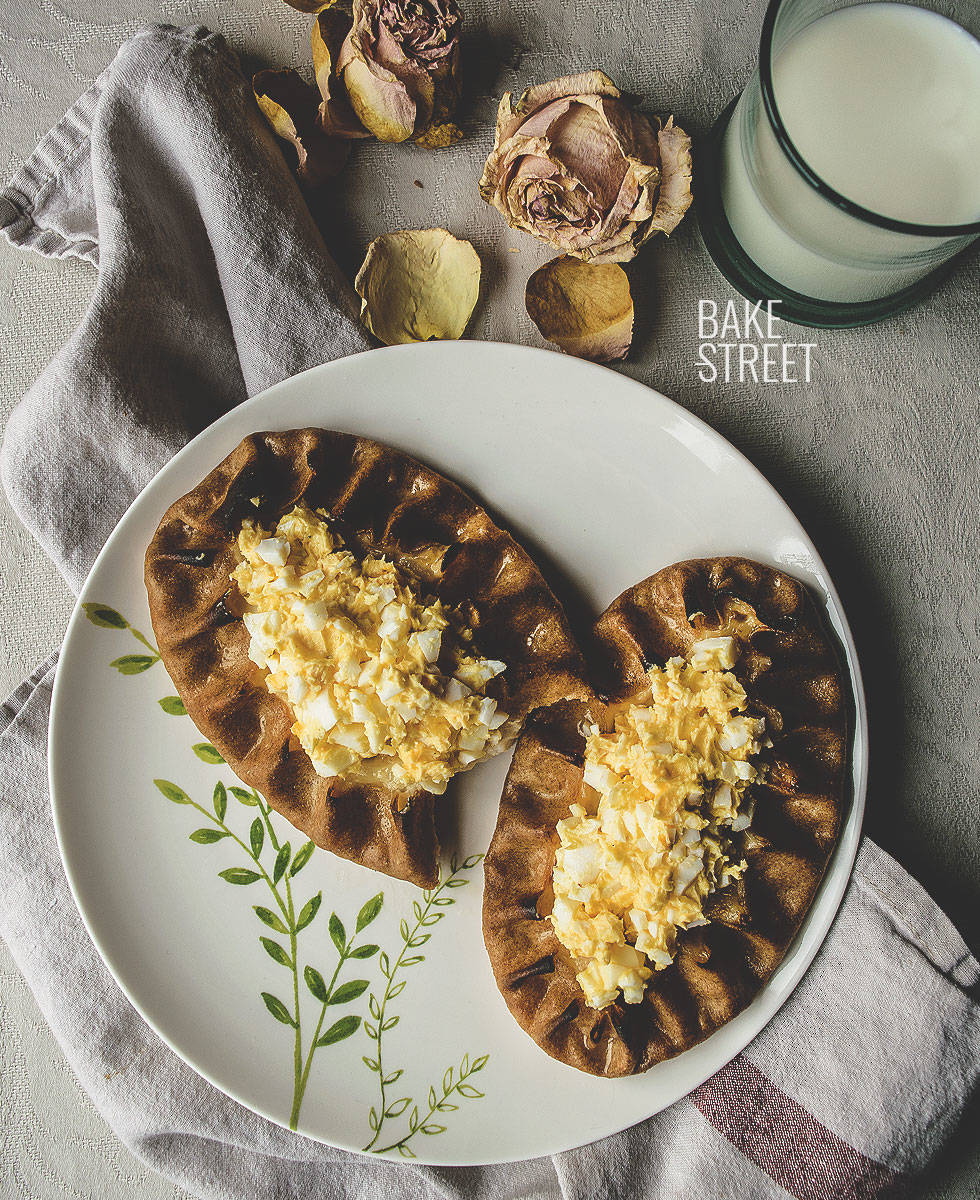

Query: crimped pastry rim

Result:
[482,556,854,1076]
[144,428,592,888]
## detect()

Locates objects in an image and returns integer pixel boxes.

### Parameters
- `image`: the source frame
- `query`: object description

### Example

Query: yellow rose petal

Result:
[525,256,634,362]
[354,229,481,345]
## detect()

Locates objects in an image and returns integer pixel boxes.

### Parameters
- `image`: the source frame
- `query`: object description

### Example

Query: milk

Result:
[721,3,980,302]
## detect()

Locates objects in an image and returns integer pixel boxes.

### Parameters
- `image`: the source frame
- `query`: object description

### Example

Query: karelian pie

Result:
[482,557,849,1076]
[145,429,590,888]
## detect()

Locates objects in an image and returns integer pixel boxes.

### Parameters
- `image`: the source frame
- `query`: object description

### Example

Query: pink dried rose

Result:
[337,0,463,145]
[479,71,693,263]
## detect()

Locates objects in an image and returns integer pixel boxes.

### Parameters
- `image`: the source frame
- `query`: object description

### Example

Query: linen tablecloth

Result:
[2,16,979,1200]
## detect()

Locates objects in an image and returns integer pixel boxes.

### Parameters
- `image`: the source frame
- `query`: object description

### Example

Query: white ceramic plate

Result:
[50,342,867,1165]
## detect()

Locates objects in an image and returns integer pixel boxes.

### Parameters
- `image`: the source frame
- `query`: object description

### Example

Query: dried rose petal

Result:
[525,255,633,362]
[479,71,693,263]
[280,0,333,11]
[253,69,350,182]
[312,10,373,139]
[337,0,462,144]
[355,229,481,344]
[648,117,694,235]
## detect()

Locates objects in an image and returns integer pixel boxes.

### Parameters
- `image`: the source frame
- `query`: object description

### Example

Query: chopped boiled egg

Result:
[549,637,764,1010]
[257,537,290,567]
[231,505,519,796]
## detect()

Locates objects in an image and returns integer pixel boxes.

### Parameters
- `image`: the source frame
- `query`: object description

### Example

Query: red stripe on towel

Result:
[691,1056,903,1200]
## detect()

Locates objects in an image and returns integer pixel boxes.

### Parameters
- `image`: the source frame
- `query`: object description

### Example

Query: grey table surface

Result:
[1,1,978,1197]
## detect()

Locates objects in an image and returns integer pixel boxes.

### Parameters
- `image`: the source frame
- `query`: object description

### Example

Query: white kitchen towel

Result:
[1,25,978,1200]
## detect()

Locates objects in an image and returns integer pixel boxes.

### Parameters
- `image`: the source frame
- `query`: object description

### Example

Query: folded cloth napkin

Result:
[1,25,978,1200]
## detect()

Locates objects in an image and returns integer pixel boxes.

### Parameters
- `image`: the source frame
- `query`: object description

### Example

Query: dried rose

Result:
[525,255,633,362]
[253,69,350,182]
[479,71,693,263]
[337,0,463,145]
[355,229,480,344]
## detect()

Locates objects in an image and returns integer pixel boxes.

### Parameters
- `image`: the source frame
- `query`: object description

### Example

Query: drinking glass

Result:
[697,0,980,327]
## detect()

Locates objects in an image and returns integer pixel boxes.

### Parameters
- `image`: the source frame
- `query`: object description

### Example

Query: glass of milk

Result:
[698,0,980,326]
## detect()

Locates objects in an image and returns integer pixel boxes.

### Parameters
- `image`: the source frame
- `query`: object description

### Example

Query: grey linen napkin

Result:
[1,25,978,1200]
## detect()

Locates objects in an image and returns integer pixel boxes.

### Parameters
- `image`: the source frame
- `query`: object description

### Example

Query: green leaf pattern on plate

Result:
[189,827,228,844]
[154,779,191,805]
[83,603,161,670]
[193,743,226,764]
[82,603,128,629]
[91,606,491,1146]
[110,654,158,675]
[212,782,228,823]
[290,840,315,876]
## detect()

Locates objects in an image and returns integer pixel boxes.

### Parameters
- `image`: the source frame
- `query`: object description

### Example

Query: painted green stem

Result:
[374,1054,487,1155]
[363,877,450,1151]
[128,625,161,660]
[296,947,348,1111]
[282,857,304,1128]
[186,787,323,1129]
[184,794,289,921]
[362,857,483,1155]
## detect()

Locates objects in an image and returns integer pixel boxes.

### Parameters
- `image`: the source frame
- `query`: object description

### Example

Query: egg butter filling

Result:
[550,636,765,1009]
[231,505,519,796]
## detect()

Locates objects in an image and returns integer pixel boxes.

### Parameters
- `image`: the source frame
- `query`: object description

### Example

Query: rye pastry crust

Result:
[482,557,849,1076]
[144,429,590,888]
